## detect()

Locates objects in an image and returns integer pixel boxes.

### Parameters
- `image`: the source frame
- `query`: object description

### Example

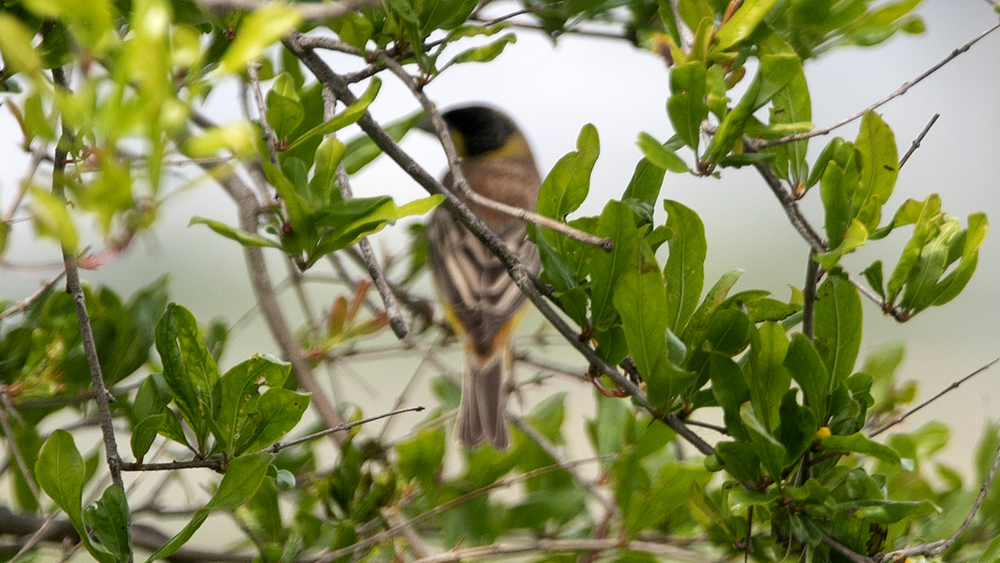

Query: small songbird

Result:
[425,105,542,450]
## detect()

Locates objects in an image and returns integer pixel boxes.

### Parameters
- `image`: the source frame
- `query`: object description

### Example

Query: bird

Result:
[425,105,542,450]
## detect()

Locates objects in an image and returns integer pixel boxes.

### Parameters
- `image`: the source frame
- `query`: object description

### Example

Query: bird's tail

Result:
[456,340,511,450]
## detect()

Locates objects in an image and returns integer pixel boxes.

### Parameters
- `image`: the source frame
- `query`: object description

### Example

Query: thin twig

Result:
[121,458,224,472]
[508,414,618,515]
[822,532,875,563]
[247,62,280,168]
[51,65,125,491]
[380,506,432,559]
[283,33,715,457]
[868,357,999,437]
[316,80,408,339]
[897,113,940,170]
[760,22,1000,149]
[266,406,424,452]
[752,160,909,322]
[0,271,66,321]
[0,395,41,505]
[8,513,59,563]
[411,538,711,563]
[682,418,728,435]
[374,52,614,252]
[337,166,408,338]
[878,438,1000,561]
[515,351,586,380]
[310,456,616,562]
[2,143,47,227]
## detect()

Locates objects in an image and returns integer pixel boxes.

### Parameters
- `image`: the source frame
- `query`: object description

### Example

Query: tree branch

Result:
[246,61,280,168]
[878,437,1000,561]
[752,160,909,322]
[0,271,65,321]
[868,357,1000,438]
[197,159,347,438]
[311,456,616,562]
[508,414,618,516]
[411,538,710,563]
[760,21,1000,149]
[51,65,125,490]
[822,532,875,563]
[897,113,939,170]
[265,405,424,452]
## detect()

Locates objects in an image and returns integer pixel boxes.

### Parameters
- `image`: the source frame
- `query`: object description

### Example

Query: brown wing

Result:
[427,206,540,355]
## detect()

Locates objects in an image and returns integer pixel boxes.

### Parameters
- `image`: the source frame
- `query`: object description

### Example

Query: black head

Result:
[441,105,520,157]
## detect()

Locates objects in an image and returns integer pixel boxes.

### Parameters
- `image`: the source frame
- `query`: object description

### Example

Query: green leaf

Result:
[854,111,898,228]
[849,499,937,524]
[84,485,131,563]
[621,158,667,210]
[979,531,1000,563]
[746,322,791,430]
[682,268,743,341]
[234,388,310,455]
[708,352,750,441]
[904,212,988,314]
[216,354,294,456]
[35,429,85,525]
[0,13,44,80]
[662,200,706,332]
[29,187,78,251]
[286,78,381,152]
[183,122,258,158]
[613,264,668,383]
[740,402,786,481]
[189,217,283,249]
[708,54,798,162]
[216,5,301,75]
[764,37,811,187]
[624,463,710,537]
[590,201,639,330]
[155,303,221,453]
[885,195,942,303]
[396,427,446,485]
[776,389,816,464]
[667,61,708,155]
[637,133,690,173]
[819,432,900,465]
[713,0,779,51]
[815,218,868,270]
[308,137,346,207]
[342,111,424,174]
[784,334,830,423]
[813,271,862,388]
[266,88,304,141]
[144,453,272,562]
[130,414,165,462]
[442,33,516,69]
[537,124,600,220]
[36,430,116,563]
[715,440,761,482]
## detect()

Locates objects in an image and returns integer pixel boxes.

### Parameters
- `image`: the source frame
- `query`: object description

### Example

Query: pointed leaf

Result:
[813,272,862,387]
[663,200,706,332]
